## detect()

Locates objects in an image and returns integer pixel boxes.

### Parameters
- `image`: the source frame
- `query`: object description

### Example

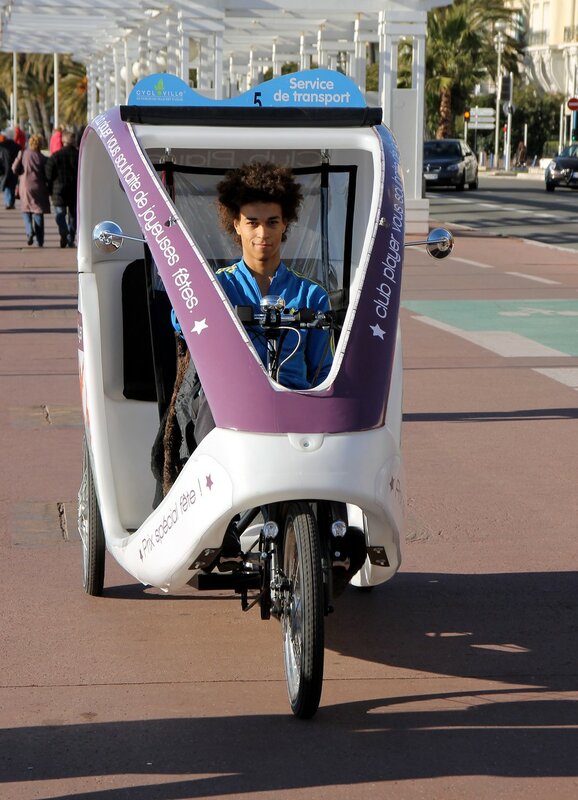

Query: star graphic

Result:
[370,323,385,339]
[191,318,208,335]
[206,474,213,490]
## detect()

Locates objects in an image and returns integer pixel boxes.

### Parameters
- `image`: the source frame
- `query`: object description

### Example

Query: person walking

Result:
[49,125,63,155]
[45,130,78,248]
[14,126,26,150]
[0,129,20,209]
[12,134,51,247]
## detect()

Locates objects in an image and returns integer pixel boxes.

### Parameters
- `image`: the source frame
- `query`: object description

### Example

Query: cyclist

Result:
[154,162,334,500]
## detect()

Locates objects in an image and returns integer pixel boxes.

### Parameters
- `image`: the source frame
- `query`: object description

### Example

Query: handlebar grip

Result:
[293,308,316,324]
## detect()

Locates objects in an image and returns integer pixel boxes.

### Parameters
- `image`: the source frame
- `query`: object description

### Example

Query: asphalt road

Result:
[1,204,577,799]
[427,174,578,251]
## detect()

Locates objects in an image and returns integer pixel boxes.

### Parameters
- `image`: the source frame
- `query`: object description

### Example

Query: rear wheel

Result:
[78,436,105,596]
[281,501,324,719]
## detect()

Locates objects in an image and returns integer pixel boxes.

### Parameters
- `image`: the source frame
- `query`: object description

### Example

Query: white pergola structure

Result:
[0,1,447,232]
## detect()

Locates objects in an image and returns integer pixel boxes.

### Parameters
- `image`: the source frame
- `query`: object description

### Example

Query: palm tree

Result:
[425,0,521,138]
[0,53,86,138]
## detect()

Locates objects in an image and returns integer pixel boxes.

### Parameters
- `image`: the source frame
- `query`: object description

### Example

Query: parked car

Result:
[545,144,578,191]
[423,138,478,190]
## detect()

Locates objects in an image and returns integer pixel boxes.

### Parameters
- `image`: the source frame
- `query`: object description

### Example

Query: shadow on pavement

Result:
[3,570,575,796]
[404,407,578,422]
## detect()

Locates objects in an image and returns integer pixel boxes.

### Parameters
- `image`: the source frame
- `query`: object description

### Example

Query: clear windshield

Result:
[150,154,355,296]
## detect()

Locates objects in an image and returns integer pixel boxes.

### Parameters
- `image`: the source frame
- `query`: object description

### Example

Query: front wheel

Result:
[78,435,106,596]
[545,180,555,192]
[281,501,324,718]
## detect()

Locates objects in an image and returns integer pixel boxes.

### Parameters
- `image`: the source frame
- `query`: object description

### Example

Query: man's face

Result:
[233,201,287,272]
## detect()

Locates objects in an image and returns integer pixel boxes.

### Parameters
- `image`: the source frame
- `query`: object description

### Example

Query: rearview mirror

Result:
[92,221,145,253]
[405,227,454,259]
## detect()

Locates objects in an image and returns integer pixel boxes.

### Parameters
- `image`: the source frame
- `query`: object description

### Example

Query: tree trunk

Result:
[436,85,453,139]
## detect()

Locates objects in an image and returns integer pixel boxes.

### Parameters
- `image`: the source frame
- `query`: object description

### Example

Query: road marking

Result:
[499,307,578,317]
[534,367,578,390]
[411,315,567,357]
[505,271,560,284]
[451,257,494,269]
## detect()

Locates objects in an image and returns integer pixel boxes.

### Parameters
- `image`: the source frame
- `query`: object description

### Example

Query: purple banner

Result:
[85,109,404,433]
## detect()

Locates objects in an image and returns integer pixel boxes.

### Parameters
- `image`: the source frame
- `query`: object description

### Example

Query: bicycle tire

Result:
[281,501,324,718]
[78,436,106,596]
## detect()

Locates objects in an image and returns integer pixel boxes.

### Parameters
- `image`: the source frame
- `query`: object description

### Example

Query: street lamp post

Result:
[493,25,506,169]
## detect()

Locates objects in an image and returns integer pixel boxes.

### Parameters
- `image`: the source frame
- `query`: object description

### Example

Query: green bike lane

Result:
[402,299,578,357]
[402,237,578,389]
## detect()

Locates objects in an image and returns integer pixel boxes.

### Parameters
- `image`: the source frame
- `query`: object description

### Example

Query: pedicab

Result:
[77,69,453,718]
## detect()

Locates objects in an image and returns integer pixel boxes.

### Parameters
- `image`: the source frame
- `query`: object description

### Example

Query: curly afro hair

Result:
[217,161,303,243]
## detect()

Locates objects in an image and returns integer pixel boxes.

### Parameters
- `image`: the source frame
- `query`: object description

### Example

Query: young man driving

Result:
[214,161,333,390]
[156,161,333,500]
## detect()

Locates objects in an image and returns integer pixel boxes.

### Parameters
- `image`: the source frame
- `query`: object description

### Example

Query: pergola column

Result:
[137,33,147,80]
[272,39,281,78]
[378,9,428,233]
[165,12,177,75]
[198,37,213,91]
[123,37,132,102]
[53,53,59,129]
[178,12,188,83]
[317,27,328,68]
[112,43,122,107]
[352,16,365,89]
[213,32,224,98]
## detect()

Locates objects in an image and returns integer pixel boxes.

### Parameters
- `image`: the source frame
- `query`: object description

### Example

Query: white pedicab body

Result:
[77,70,452,716]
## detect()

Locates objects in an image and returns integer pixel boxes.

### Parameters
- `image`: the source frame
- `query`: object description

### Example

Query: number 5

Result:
[253,91,262,107]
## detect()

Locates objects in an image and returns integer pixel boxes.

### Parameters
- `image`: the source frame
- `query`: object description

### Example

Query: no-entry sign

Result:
[568,97,578,111]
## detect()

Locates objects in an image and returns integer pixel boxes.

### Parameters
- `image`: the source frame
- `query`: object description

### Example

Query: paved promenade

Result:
[1,202,577,800]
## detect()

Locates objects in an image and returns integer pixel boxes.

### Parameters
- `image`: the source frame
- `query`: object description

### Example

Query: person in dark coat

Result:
[0,129,20,209]
[45,130,79,248]
[12,134,51,247]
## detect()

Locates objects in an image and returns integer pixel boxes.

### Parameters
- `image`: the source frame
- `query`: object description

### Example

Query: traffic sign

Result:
[568,97,578,111]
[471,106,495,118]
[469,122,495,130]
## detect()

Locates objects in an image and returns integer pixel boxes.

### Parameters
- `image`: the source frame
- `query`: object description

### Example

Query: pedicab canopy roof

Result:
[121,69,383,126]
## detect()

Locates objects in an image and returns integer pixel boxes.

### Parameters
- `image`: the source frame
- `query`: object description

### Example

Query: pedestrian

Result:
[515,140,527,168]
[14,126,26,150]
[0,129,21,209]
[45,130,78,248]
[12,133,51,247]
[49,125,64,155]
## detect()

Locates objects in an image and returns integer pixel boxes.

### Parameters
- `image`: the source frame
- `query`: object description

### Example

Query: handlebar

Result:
[235,304,334,330]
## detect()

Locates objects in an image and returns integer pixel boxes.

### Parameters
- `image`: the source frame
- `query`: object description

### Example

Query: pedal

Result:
[216,553,244,572]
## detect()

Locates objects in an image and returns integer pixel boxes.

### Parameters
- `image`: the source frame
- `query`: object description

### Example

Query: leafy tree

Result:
[510,85,565,160]
[424,0,521,138]
[0,53,86,139]
[262,62,299,82]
